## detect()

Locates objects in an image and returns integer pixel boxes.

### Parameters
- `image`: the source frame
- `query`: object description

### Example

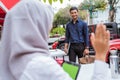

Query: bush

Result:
[50,27,65,37]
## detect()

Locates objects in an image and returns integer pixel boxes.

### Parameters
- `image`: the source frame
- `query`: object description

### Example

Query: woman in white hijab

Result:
[0,0,72,80]
[0,0,110,80]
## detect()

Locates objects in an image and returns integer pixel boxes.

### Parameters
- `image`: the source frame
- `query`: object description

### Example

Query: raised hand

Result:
[90,24,110,61]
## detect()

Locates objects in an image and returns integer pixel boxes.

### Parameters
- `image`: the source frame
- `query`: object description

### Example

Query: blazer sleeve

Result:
[83,22,89,47]
[65,24,70,43]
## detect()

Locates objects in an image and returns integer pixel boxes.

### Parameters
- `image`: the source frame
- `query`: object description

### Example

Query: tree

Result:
[53,5,71,28]
[78,10,88,21]
[108,0,120,22]
[53,5,87,28]
[79,0,107,24]
[50,27,65,36]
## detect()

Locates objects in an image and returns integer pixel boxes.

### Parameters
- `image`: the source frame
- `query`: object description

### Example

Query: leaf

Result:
[60,0,63,3]
[43,0,46,2]
[48,0,52,4]
[53,0,58,2]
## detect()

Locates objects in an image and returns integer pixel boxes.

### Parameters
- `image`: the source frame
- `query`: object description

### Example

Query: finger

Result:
[90,33,95,47]
[107,30,110,40]
[95,23,103,38]
[105,30,110,42]
[102,24,107,39]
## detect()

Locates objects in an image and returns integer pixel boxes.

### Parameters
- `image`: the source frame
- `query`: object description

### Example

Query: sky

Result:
[42,0,83,13]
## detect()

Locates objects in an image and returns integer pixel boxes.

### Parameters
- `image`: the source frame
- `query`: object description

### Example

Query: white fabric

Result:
[92,60,110,80]
[0,0,111,79]
[19,56,72,80]
[0,0,53,80]
[19,57,110,80]
[49,49,67,57]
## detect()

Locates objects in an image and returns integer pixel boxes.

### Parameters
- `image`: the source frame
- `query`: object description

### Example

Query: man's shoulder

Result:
[66,21,72,27]
[78,19,87,24]
[67,21,71,25]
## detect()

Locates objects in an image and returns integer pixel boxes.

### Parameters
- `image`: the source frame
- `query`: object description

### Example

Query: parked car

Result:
[52,22,120,55]
[105,39,120,64]
[88,22,120,54]
[52,36,65,50]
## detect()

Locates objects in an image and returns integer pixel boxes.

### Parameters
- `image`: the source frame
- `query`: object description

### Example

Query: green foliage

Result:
[80,0,107,11]
[79,0,107,19]
[48,0,52,4]
[94,0,107,10]
[53,0,57,1]
[60,0,63,3]
[42,0,63,4]
[53,5,87,27]
[78,10,87,20]
[53,5,71,27]
[50,27,65,36]
[43,0,46,2]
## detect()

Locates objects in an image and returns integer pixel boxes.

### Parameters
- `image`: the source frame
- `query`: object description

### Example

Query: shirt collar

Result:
[71,18,81,24]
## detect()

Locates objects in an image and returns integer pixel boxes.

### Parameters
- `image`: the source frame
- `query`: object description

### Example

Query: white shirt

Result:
[19,56,109,80]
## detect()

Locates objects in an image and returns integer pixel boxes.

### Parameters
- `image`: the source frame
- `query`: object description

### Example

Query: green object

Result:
[48,0,52,4]
[62,61,81,80]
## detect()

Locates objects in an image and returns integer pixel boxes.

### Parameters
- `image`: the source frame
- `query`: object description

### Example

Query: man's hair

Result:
[69,7,78,12]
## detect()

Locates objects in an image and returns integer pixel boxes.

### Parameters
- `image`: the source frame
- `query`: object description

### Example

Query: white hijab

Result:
[0,0,54,80]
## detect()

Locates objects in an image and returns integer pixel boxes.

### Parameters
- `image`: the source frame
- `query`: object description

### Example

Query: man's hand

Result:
[90,23,110,62]
[64,48,68,54]
[64,43,69,54]
[84,48,89,55]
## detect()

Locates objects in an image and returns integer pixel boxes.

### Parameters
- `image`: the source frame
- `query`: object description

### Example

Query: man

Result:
[64,7,89,63]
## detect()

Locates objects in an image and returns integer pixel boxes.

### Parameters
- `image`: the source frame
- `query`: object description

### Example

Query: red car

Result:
[52,22,120,55]
[105,39,120,64]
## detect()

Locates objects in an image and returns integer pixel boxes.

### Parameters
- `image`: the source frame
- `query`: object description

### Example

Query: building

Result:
[91,1,120,27]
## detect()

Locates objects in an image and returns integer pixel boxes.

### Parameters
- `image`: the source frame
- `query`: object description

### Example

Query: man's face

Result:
[70,10,78,20]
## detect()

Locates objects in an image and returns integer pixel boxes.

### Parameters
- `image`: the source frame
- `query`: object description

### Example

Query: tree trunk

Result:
[89,18,93,25]
[109,9,115,22]
[89,10,93,25]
